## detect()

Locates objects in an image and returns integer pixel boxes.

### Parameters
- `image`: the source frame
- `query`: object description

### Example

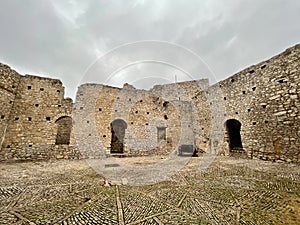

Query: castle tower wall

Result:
[0,64,21,149]
[217,44,300,162]
[0,65,79,160]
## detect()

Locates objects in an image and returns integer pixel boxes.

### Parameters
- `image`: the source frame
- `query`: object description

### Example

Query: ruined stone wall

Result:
[150,80,212,151]
[73,80,211,157]
[0,64,21,150]
[0,64,80,161]
[176,80,212,151]
[78,83,182,156]
[217,44,300,162]
[1,43,299,163]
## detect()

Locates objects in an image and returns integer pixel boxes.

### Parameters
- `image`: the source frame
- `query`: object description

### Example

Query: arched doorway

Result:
[225,119,243,151]
[111,119,127,153]
[55,116,72,145]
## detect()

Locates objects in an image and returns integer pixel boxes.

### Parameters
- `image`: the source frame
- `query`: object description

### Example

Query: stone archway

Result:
[225,119,243,151]
[110,119,127,154]
[55,116,72,145]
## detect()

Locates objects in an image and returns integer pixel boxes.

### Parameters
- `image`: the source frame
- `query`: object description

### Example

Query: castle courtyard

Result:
[0,156,299,225]
[1,1,300,224]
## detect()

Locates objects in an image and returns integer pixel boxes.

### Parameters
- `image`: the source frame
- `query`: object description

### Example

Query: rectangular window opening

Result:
[157,127,166,141]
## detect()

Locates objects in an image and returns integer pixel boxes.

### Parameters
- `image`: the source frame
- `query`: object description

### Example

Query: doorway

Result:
[55,116,72,145]
[225,119,243,151]
[110,119,127,153]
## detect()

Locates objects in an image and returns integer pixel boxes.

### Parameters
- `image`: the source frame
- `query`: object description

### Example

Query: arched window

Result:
[55,116,72,145]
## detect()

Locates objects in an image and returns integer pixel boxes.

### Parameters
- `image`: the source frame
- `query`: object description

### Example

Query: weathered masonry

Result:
[0,44,299,162]
[73,80,210,158]
[217,44,300,162]
[0,64,80,160]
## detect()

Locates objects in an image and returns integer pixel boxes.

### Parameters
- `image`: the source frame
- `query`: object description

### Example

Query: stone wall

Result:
[74,83,181,157]
[217,44,300,162]
[0,43,299,162]
[0,64,21,150]
[0,64,80,161]
[73,79,211,157]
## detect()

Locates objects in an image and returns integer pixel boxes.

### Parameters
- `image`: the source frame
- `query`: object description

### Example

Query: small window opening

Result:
[28,86,31,90]
[46,117,51,121]
[277,79,286,83]
[157,127,166,141]
[163,101,169,107]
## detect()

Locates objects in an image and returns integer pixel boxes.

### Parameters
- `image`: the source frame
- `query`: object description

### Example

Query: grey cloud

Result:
[0,0,299,99]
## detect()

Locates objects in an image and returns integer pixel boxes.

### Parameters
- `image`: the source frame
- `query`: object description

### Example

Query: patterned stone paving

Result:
[0,156,299,224]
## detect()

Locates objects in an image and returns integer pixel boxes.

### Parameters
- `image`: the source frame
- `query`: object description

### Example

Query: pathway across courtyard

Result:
[0,156,299,224]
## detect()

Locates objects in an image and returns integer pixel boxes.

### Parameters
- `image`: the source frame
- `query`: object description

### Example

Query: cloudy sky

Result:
[0,0,299,99]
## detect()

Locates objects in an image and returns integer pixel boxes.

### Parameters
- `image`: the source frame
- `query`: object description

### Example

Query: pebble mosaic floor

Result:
[0,156,299,224]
